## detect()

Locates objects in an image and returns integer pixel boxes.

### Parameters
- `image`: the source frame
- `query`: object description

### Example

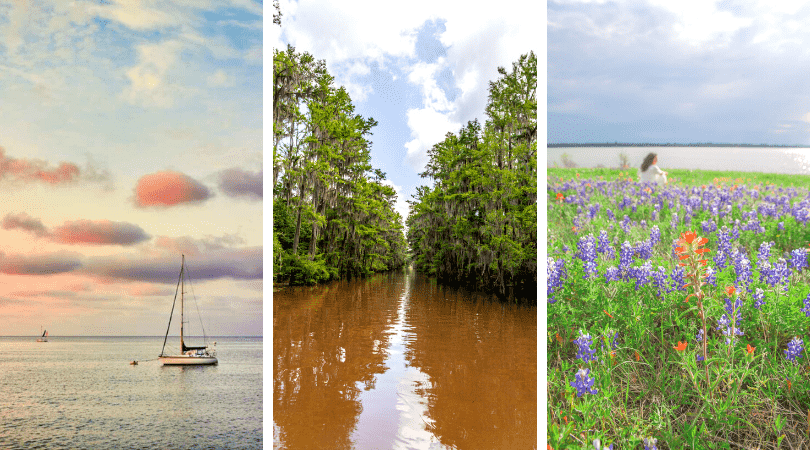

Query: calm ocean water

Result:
[0,336,262,450]
[547,146,810,174]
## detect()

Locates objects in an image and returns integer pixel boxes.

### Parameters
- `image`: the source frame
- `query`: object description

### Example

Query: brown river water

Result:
[273,267,537,450]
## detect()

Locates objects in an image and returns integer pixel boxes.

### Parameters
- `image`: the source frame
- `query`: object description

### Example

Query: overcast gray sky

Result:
[548,0,810,145]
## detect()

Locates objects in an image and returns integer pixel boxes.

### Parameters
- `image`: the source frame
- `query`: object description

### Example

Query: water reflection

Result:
[273,274,402,450]
[273,270,537,450]
[404,274,537,449]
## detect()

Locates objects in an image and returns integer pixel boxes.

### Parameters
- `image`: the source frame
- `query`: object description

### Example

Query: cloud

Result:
[3,213,151,246]
[0,146,80,184]
[404,108,461,172]
[134,171,213,207]
[50,220,151,246]
[153,234,247,258]
[121,40,186,108]
[2,213,49,237]
[81,247,262,283]
[0,251,82,276]
[217,168,262,199]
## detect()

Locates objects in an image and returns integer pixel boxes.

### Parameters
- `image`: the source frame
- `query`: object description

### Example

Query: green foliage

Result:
[273,46,407,285]
[407,52,537,303]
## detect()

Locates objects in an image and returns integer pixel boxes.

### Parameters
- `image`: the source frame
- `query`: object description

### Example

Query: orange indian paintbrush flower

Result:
[674,341,688,352]
[746,344,755,354]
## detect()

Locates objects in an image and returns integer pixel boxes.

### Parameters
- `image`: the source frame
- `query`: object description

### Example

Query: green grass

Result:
[547,168,810,449]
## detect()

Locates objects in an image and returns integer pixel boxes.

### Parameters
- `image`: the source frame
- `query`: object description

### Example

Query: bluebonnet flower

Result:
[753,288,765,310]
[621,215,632,234]
[717,295,744,345]
[570,368,598,397]
[634,239,653,261]
[791,248,808,272]
[670,212,679,230]
[643,437,658,450]
[801,292,810,317]
[757,241,774,266]
[619,241,634,276]
[592,439,613,450]
[576,234,598,279]
[649,225,660,247]
[701,219,717,234]
[705,266,717,287]
[604,266,620,283]
[597,230,614,258]
[776,258,791,290]
[779,221,785,231]
[562,245,569,254]
[606,208,615,221]
[732,250,752,292]
[609,331,619,350]
[574,331,598,363]
[785,336,804,364]
[696,328,704,344]
[587,203,601,219]
[651,266,668,297]
[669,266,686,293]
[547,257,566,304]
[629,260,653,291]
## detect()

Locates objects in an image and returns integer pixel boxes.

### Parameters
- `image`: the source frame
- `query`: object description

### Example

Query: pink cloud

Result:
[218,168,262,199]
[0,147,80,184]
[0,251,82,275]
[51,220,150,246]
[2,212,49,237]
[2,213,151,246]
[134,171,212,207]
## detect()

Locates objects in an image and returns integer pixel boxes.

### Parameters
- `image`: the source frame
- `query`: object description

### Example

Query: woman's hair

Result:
[640,153,657,172]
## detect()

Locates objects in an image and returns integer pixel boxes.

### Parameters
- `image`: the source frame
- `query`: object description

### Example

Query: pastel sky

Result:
[270,0,538,224]
[0,0,262,336]
[549,0,810,145]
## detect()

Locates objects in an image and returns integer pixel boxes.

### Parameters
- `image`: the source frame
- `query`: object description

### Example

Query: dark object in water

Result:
[130,360,138,365]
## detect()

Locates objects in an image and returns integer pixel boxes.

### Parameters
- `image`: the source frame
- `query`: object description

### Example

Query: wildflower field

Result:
[547,167,810,449]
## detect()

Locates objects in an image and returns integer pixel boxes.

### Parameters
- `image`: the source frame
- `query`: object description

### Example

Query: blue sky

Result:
[271,0,538,223]
[549,0,810,145]
[0,0,262,336]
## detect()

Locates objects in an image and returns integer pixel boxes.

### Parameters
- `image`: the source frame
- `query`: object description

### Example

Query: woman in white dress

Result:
[638,152,667,185]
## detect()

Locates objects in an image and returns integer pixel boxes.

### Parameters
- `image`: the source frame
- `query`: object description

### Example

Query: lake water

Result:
[547,146,810,174]
[273,268,537,450]
[0,336,262,449]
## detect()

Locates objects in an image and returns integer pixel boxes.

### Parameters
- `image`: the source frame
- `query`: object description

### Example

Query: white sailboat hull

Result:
[159,355,218,365]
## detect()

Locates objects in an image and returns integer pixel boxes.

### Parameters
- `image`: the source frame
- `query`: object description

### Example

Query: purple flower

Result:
[785,336,804,364]
[547,257,566,304]
[597,230,614,258]
[791,248,808,272]
[649,225,660,247]
[753,288,765,310]
[574,331,598,363]
[643,437,658,450]
[757,241,774,266]
[778,221,785,231]
[570,368,598,397]
[802,292,810,317]
[605,266,620,283]
[705,266,717,287]
[652,266,668,297]
[669,266,686,293]
[717,294,744,345]
[593,439,613,450]
[576,234,598,279]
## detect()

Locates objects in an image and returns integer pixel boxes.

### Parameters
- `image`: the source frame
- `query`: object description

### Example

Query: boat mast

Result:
[180,254,185,353]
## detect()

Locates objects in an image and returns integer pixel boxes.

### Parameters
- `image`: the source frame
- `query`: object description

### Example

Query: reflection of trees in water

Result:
[404,275,537,449]
[273,275,402,450]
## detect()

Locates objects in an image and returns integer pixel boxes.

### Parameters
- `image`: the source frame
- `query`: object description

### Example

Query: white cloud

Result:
[121,40,185,108]
[404,107,461,173]
[207,70,232,87]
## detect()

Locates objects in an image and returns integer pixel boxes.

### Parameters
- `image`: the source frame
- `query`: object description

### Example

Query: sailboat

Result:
[158,255,217,366]
[36,327,48,342]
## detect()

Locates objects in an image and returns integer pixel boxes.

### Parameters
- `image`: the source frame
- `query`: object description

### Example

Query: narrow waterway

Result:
[273,267,537,450]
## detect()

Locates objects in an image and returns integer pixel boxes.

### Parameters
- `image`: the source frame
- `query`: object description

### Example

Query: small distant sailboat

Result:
[36,327,48,342]
[158,255,217,366]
